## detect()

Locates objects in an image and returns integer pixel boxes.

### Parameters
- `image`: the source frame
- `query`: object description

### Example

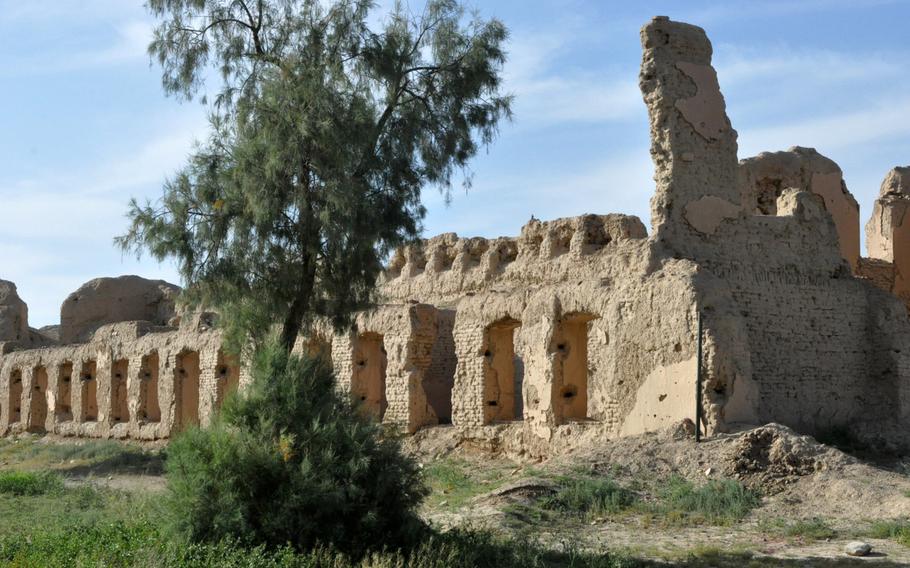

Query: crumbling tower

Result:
[866,167,910,304]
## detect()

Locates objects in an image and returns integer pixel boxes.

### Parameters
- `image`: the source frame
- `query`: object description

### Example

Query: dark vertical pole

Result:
[695,309,703,443]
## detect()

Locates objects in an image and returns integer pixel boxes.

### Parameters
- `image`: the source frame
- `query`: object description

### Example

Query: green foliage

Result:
[869,519,910,547]
[165,343,428,556]
[0,521,640,568]
[541,475,638,518]
[0,521,158,567]
[120,0,512,351]
[653,475,760,526]
[0,470,63,496]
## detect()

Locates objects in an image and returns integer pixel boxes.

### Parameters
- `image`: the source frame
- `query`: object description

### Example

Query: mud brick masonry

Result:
[3,17,910,453]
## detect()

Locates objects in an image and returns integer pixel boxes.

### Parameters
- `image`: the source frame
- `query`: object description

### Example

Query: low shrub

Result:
[0,470,63,496]
[165,343,428,557]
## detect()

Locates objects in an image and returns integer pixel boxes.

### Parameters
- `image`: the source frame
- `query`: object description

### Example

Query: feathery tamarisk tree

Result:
[118,0,512,352]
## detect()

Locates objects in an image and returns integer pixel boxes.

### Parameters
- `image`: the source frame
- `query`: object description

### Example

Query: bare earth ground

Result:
[4,423,910,566]
[405,423,910,566]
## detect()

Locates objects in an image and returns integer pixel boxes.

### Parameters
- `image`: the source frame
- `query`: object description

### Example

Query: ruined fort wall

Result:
[640,16,910,438]
[0,320,236,440]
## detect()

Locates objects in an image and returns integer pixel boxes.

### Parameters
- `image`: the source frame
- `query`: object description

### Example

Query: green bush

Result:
[165,343,428,556]
[0,470,63,496]
[656,475,759,525]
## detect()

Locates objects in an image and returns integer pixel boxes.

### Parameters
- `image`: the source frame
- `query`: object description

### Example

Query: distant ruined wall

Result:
[0,319,239,440]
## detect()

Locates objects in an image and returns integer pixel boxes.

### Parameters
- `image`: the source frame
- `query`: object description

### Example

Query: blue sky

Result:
[2,0,910,327]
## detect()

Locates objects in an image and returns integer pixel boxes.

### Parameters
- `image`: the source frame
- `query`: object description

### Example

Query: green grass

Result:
[0,492,641,568]
[0,437,162,476]
[869,519,910,547]
[645,475,760,527]
[540,475,638,518]
[0,470,64,496]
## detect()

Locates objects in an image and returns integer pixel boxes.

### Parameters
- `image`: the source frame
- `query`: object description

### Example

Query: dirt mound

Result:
[724,424,848,493]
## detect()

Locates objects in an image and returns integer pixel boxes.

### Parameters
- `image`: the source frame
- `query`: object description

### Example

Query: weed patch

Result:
[647,475,759,526]
[869,519,910,547]
[0,470,63,496]
[541,475,637,518]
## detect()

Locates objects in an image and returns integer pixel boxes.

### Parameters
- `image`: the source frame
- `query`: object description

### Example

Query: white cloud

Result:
[502,30,642,128]
[738,96,910,157]
[0,19,153,75]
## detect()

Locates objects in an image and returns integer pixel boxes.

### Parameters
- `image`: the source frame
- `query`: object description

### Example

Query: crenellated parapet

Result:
[380,214,648,304]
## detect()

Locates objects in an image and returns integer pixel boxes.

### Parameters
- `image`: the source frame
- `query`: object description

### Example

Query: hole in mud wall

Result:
[552,313,595,424]
[215,350,241,409]
[57,362,73,421]
[8,369,22,424]
[482,318,523,424]
[111,359,129,424]
[351,333,387,421]
[755,178,783,215]
[28,366,48,432]
[426,310,456,424]
[81,361,98,422]
[138,353,160,422]
[176,351,201,429]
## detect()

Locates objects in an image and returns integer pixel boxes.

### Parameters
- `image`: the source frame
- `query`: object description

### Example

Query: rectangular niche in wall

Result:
[551,313,596,424]
[215,350,241,409]
[57,362,73,421]
[111,359,129,424]
[81,360,98,422]
[425,309,456,424]
[8,369,22,425]
[351,333,387,421]
[176,351,200,428]
[483,318,523,424]
[138,352,161,423]
[29,366,48,432]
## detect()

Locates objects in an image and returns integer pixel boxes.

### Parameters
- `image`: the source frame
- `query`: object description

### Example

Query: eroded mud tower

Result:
[2,17,910,453]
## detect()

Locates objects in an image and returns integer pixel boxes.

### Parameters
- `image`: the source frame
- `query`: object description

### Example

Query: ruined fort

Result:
[3,17,910,453]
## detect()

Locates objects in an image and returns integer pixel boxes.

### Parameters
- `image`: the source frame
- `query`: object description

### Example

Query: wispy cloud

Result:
[503,30,642,128]
[738,95,910,156]
[0,19,152,76]
[681,0,905,25]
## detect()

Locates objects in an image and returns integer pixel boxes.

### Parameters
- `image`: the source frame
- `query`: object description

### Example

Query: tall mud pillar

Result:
[640,16,741,256]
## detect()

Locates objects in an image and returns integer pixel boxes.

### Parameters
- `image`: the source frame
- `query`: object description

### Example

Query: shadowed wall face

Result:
[483,319,522,424]
[57,362,73,421]
[139,353,160,422]
[29,366,48,432]
[552,314,593,424]
[111,359,129,424]
[176,351,200,429]
[215,350,240,409]
[81,361,97,422]
[8,370,22,424]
